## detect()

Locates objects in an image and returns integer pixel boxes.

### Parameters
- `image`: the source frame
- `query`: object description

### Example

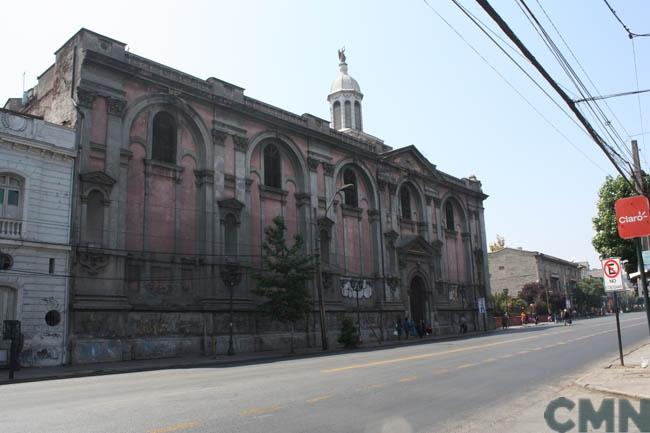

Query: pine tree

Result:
[252,216,317,353]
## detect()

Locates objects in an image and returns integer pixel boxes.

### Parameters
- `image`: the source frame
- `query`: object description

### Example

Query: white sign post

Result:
[602,258,624,292]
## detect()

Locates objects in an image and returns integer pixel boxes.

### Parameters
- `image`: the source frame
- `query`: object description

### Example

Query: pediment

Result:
[79,171,116,187]
[382,145,439,179]
[396,234,434,256]
[218,197,245,211]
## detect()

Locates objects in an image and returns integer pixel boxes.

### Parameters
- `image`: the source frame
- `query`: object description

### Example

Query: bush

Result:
[338,318,358,348]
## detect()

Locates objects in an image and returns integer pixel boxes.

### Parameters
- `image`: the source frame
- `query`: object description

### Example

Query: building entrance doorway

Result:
[409,276,427,324]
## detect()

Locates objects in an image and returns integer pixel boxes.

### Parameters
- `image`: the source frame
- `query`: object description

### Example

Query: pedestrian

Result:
[503,312,509,329]
[403,315,410,340]
[520,310,527,326]
[460,316,467,334]
[565,309,572,326]
[395,317,402,340]
[417,320,425,339]
[534,313,539,325]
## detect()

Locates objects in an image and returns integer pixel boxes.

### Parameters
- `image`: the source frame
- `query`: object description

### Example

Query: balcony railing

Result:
[0,218,22,238]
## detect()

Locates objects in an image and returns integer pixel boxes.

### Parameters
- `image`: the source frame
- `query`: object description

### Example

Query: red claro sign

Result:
[615,195,650,239]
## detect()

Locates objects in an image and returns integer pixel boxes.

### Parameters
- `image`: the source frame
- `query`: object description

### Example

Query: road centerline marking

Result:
[306,394,333,404]
[148,421,201,433]
[240,405,283,416]
[399,376,418,382]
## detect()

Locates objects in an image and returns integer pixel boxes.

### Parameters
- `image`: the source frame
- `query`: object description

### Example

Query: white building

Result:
[0,108,75,366]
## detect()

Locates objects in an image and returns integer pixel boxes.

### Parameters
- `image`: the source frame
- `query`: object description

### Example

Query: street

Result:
[1,313,649,433]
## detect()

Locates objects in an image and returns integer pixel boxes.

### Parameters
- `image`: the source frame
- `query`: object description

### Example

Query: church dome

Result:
[329,64,361,94]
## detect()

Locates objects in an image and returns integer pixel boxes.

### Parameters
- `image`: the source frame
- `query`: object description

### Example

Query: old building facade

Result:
[0,108,75,366]
[488,247,582,297]
[11,29,490,364]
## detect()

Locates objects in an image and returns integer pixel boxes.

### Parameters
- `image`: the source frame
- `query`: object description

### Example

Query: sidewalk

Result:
[0,328,495,385]
[575,339,650,400]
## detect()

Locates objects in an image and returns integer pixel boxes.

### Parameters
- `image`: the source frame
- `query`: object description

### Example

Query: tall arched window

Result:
[333,101,341,130]
[445,201,455,230]
[86,190,105,246]
[152,111,177,163]
[354,101,362,131]
[320,229,330,266]
[344,100,352,128]
[400,186,412,220]
[342,169,358,207]
[263,143,282,188]
[224,213,238,256]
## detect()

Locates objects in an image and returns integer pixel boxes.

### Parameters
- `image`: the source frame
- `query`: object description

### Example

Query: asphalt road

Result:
[1,313,649,433]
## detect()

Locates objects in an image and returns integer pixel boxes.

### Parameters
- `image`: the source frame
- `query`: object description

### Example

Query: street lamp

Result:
[221,261,242,356]
[314,183,354,351]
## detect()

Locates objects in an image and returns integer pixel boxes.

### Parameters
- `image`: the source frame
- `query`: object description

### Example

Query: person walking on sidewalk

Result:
[520,310,527,326]
[395,317,402,340]
[403,316,410,340]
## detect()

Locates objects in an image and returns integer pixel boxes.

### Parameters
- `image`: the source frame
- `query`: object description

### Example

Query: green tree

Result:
[577,276,605,311]
[252,216,317,353]
[592,175,650,272]
[337,317,358,348]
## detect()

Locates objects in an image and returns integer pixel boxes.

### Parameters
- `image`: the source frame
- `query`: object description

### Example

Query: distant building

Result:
[0,108,75,366]
[488,247,583,297]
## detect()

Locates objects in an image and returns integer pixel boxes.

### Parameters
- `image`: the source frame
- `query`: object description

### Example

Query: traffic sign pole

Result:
[614,291,624,366]
[635,238,650,334]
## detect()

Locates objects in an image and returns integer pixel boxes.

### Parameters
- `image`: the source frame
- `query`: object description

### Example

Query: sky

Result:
[2,0,649,269]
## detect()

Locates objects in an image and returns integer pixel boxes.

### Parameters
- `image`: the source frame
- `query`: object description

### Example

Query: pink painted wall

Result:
[126,142,145,251]
[179,155,197,255]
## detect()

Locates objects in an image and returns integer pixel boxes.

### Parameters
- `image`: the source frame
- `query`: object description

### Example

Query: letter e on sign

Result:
[615,195,650,239]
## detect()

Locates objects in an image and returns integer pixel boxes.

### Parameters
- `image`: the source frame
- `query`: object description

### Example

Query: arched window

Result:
[0,286,17,325]
[445,201,455,230]
[224,213,238,256]
[354,101,362,131]
[344,100,352,128]
[333,101,341,130]
[0,174,23,220]
[400,186,412,220]
[86,190,105,246]
[152,111,177,163]
[342,169,358,207]
[263,143,282,188]
[320,229,330,266]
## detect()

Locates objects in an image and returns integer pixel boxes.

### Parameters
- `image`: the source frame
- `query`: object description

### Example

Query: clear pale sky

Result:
[2,0,649,268]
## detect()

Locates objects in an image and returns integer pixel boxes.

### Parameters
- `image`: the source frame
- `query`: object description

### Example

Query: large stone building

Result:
[7,29,490,364]
[488,247,582,298]
[0,108,75,366]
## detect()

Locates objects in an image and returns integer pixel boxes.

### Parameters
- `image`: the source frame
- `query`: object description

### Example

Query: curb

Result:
[0,328,497,385]
[573,341,650,400]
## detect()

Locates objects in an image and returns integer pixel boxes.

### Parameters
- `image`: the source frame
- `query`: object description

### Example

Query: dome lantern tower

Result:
[328,48,363,132]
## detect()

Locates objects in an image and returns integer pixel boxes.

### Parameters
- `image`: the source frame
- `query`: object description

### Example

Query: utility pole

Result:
[630,140,650,333]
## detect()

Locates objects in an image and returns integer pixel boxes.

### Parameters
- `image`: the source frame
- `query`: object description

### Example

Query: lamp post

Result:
[221,261,242,356]
[314,183,354,351]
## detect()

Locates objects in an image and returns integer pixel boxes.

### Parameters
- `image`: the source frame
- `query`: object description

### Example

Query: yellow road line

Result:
[358,383,384,391]
[432,368,449,375]
[457,363,478,369]
[484,358,497,363]
[148,422,201,433]
[399,376,418,382]
[322,320,646,374]
[518,350,530,355]
[306,394,333,404]
[240,405,283,416]
[322,334,540,373]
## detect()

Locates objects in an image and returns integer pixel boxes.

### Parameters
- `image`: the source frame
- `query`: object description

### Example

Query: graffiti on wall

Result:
[340,278,373,299]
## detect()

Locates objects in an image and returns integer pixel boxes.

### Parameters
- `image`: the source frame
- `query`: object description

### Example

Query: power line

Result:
[602,0,650,39]
[534,0,635,147]
[471,0,634,185]
[515,0,633,166]
[421,0,608,174]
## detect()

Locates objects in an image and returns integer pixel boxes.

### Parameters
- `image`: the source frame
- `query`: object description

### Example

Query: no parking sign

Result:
[602,258,624,292]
